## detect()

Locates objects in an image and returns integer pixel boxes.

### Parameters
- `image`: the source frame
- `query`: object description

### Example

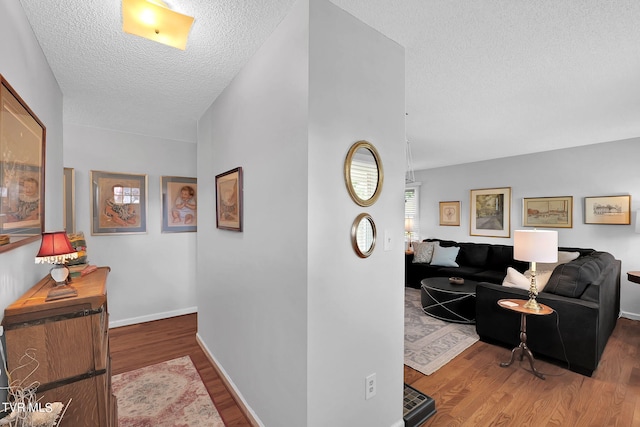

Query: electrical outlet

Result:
[365,373,376,400]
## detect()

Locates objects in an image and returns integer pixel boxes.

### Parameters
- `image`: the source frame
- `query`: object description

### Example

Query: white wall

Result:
[306,0,405,425]
[197,0,310,424]
[63,124,197,325]
[197,0,405,426]
[414,137,640,318]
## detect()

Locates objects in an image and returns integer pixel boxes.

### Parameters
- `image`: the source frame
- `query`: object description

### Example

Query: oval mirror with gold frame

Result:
[351,213,376,258]
[344,140,383,207]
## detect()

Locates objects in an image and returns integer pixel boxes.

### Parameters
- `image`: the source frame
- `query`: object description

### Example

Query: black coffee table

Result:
[420,277,478,324]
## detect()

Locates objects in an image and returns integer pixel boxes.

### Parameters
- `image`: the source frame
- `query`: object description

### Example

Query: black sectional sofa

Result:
[406,238,621,376]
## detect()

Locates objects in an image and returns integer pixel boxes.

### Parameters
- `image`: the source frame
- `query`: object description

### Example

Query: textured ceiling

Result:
[18,0,640,170]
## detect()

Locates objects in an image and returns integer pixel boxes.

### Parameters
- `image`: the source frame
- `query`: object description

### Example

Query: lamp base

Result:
[46,284,78,302]
[523,297,542,312]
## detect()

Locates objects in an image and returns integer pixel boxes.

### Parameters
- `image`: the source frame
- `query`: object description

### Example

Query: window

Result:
[405,186,420,242]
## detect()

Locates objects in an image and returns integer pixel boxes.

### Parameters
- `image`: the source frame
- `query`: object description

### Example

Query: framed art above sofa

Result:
[523,196,573,228]
[439,201,460,226]
[584,195,631,225]
[470,187,511,238]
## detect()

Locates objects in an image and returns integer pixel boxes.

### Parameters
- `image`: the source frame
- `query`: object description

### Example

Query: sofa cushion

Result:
[545,252,615,298]
[430,245,460,267]
[412,241,436,263]
[534,251,581,272]
[457,243,490,267]
[486,245,515,270]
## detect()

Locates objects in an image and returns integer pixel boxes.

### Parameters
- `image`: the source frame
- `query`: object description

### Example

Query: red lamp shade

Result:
[35,231,78,264]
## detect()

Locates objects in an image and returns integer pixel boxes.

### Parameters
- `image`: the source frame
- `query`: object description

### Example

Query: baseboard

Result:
[620,310,640,321]
[196,333,263,427]
[108,306,198,328]
[390,419,405,427]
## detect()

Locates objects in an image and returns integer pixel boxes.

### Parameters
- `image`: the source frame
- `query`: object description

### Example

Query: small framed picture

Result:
[216,167,243,231]
[470,187,511,238]
[439,201,460,226]
[523,196,573,228]
[90,170,148,235]
[584,195,631,225]
[161,176,197,233]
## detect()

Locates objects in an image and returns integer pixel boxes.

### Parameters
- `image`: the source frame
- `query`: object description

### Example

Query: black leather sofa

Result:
[406,238,621,376]
[405,238,593,288]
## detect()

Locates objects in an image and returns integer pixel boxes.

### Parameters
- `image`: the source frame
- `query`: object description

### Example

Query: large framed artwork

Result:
[90,170,148,235]
[161,176,197,233]
[470,187,511,238]
[439,201,460,226]
[216,167,243,231]
[584,195,631,225]
[523,196,573,228]
[0,75,46,253]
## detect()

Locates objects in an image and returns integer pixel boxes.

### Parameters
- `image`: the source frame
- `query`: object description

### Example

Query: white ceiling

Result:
[18,0,640,170]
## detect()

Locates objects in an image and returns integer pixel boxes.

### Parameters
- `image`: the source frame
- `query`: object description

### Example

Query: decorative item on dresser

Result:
[34,231,79,301]
[2,267,117,427]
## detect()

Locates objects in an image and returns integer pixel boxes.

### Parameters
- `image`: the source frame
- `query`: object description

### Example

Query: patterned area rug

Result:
[112,356,225,427]
[405,287,479,375]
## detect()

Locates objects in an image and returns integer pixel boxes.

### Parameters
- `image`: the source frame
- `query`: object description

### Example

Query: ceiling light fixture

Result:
[122,0,194,50]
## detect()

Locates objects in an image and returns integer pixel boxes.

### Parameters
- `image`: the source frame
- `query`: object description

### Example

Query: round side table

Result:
[497,299,554,379]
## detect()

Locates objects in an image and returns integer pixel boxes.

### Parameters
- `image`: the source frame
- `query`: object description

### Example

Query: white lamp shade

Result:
[514,230,558,263]
[405,217,414,232]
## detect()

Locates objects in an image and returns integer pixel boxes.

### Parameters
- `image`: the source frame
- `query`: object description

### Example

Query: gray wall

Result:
[413,138,640,318]
[196,0,405,425]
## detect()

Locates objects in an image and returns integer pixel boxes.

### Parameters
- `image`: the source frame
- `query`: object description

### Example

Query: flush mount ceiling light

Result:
[122,0,194,50]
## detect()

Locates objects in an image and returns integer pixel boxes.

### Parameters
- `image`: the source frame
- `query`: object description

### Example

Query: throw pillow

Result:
[536,251,580,271]
[412,241,436,264]
[430,244,460,267]
[502,267,553,292]
[502,267,531,290]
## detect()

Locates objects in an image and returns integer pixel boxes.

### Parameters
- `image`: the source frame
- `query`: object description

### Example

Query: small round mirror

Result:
[351,213,376,258]
[344,141,383,207]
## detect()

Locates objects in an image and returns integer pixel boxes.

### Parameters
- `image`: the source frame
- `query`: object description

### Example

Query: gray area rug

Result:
[405,287,479,375]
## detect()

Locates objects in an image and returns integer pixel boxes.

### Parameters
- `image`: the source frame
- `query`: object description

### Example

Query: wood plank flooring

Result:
[406,317,640,427]
[110,313,640,427]
[109,313,252,426]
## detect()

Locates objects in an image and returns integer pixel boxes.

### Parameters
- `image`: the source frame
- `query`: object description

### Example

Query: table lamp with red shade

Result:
[35,231,79,301]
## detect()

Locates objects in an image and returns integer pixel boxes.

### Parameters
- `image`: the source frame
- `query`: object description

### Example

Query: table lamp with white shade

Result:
[513,229,558,311]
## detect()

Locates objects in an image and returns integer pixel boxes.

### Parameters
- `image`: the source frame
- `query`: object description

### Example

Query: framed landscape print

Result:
[216,167,243,231]
[90,170,148,235]
[161,176,197,233]
[523,196,573,228]
[584,195,631,225]
[439,201,460,226]
[470,187,511,238]
[0,75,46,253]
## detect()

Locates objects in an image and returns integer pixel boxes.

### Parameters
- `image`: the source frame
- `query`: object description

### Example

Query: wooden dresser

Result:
[2,267,117,426]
